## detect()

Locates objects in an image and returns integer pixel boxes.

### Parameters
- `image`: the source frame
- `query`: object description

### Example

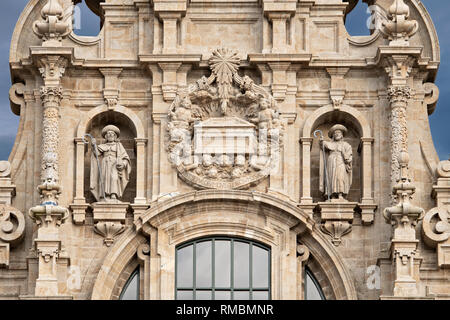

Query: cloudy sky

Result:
[0,0,448,161]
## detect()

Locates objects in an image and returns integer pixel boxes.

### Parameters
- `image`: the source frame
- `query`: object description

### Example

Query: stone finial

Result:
[33,0,72,46]
[380,0,419,46]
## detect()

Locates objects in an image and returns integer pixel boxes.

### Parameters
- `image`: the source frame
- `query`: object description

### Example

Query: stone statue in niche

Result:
[89,125,131,202]
[319,124,353,201]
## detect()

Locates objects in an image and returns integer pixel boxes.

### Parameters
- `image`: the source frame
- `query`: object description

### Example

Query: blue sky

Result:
[0,0,448,161]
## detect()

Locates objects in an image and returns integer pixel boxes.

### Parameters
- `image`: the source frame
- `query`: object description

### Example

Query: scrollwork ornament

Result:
[0,205,25,246]
[422,207,450,248]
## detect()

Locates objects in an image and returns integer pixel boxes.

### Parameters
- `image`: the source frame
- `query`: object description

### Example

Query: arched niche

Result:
[74,105,147,205]
[83,111,137,204]
[91,190,358,300]
[300,105,374,207]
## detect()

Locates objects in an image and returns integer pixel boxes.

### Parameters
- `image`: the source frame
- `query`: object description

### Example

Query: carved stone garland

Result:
[166,48,285,190]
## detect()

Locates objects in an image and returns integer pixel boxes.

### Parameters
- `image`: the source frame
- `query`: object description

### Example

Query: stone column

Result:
[387,81,412,192]
[378,0,426,298]
[29,55,70,297]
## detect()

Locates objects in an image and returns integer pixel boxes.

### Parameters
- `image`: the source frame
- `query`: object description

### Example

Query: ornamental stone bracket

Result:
[100,68,122,110]
[317,201,358,247]
[422,157,450,269]
[92,202,130,247]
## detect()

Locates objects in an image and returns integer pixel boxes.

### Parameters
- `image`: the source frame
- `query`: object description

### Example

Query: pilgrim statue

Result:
[89,125,131,202]
[319,124,353,200]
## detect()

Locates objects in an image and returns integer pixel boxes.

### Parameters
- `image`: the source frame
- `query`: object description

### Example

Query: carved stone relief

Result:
[166,48,285,190]
[0,204,26,268]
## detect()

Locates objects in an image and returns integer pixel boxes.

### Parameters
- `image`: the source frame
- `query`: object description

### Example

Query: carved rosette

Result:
[166,48,285,190]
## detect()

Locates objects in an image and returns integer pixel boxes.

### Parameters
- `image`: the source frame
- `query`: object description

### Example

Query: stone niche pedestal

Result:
[92,202,130,247]
[318,200,358,246]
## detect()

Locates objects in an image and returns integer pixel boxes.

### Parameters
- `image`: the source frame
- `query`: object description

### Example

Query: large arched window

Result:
[119,268,140,300]
[176,237,271,300]
[304,267,325,300]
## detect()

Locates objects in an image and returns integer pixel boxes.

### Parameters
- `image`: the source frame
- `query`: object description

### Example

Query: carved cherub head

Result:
[180,97,192,109]
[260,98,270,110]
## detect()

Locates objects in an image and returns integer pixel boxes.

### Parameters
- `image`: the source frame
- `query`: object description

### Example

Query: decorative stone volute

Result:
[0,205,26,268]
[33,0,72,47]
[380,0,419,46]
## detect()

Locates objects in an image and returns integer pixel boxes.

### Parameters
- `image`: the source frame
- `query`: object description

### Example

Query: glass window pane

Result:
[177,290,194,300]
[196,290,212,300]
[234,291,249,300]
[215,240,231,288]
[120,271,139,300]
[215,291,231,300]
[233,241,250,288]
[177,245,193,288]
[252,246,269,288]
[196,241,212,287]
[252,291,269,300]
[305,272,324,300]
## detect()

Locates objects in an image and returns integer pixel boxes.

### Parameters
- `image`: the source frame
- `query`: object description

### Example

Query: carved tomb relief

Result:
[166,48,284,190]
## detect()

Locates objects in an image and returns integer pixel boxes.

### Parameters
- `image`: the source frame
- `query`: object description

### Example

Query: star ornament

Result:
[209,48,240,85]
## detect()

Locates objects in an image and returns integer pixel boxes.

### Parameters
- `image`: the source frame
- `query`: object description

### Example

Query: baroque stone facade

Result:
[0,0,448,300]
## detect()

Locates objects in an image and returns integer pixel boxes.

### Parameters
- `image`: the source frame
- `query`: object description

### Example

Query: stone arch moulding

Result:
[91,190,358,300]
[71,105,148,224]
[300,104,376,225]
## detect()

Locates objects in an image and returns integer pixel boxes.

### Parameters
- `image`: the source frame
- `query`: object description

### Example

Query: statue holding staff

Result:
[318,124,353,201]
[88,125,131,202]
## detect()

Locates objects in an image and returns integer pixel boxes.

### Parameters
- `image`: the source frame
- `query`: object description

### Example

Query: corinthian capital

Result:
[387,85,412,104]
[40,86,63,106]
